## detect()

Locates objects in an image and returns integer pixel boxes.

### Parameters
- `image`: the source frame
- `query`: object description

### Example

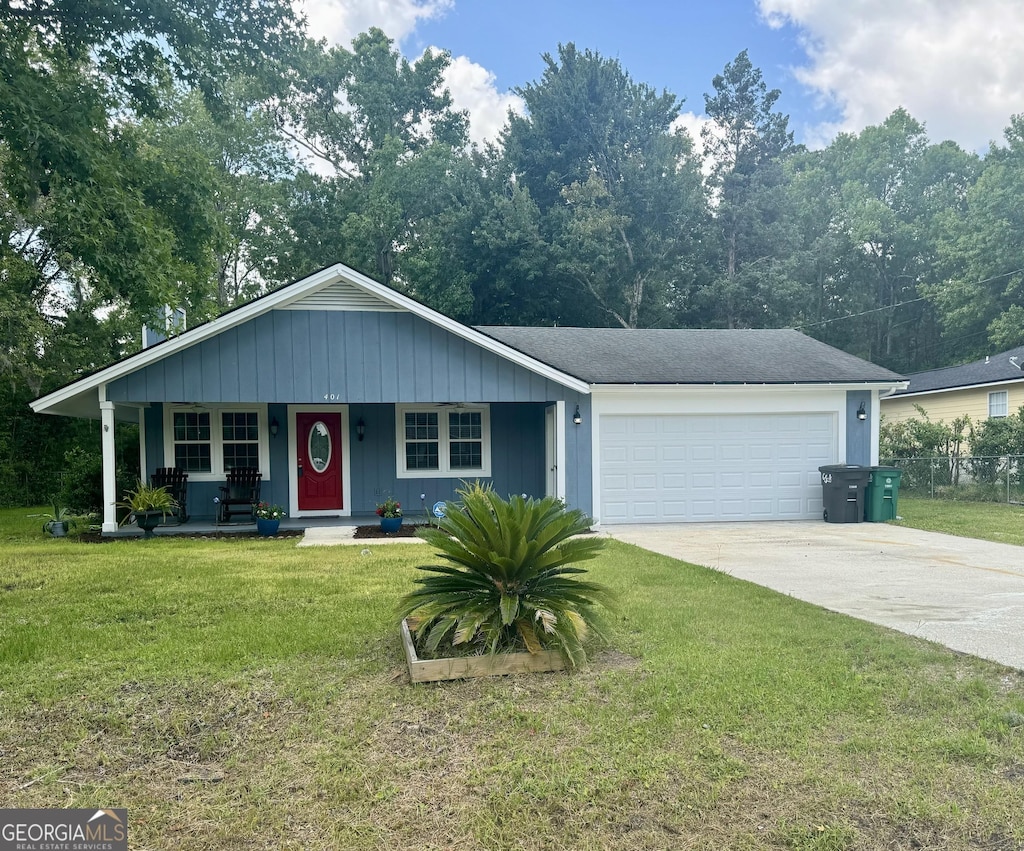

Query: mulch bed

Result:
[353,524,430,539]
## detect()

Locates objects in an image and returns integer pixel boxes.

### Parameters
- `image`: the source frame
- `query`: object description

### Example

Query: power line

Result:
[794,267,1024,331]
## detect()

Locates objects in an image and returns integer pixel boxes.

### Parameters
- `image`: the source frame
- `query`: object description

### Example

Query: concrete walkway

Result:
[604,521,1024,670]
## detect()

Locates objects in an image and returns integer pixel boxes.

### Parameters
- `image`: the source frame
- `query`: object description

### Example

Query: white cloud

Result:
[291,1,520,147]
[671,111,715,175]
[759,0,1024,150]
[294,0,452,46]
[441,55,525,146]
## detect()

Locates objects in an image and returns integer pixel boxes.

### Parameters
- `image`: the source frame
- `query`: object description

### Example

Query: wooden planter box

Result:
[400,618,566,683]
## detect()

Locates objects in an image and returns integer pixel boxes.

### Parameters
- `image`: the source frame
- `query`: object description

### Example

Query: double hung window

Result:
[396,405,491,478]
[164,406,268,480]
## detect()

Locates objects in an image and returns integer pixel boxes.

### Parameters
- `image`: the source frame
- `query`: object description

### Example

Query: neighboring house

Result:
[880,345,1024,425]
[31,263,905,532]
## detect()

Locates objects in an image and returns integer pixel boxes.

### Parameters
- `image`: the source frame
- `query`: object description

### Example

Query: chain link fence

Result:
[882,455,1024,503]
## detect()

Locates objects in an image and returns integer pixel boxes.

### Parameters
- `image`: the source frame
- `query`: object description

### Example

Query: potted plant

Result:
[118,481,177,537]
[38,496,72,537]
[375,496,403,533]
[397,483,611,682]
[254,502,285,536]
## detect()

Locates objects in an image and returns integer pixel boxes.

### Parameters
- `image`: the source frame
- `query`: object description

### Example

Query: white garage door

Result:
[600,413,836,523]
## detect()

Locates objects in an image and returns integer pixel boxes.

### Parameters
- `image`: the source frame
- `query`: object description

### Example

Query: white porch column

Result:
[100,397,118,533]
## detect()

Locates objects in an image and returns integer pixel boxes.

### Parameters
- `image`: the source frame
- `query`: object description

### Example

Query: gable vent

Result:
[281,280,402,312]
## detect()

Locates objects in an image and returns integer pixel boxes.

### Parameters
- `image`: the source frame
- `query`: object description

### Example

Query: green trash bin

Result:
[865,466,903,522]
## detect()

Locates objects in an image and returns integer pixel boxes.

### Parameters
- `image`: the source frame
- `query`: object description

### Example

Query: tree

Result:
[501,44,707,327]
[0,0,305,505]
[281,29,470,289]
[699,50,798,328]
[930,115,1024,359]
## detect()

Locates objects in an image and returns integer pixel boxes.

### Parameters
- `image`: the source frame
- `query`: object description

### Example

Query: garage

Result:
[599,412,837,523]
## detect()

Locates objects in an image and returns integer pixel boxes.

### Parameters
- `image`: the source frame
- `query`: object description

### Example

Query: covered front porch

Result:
[99,396,590,534]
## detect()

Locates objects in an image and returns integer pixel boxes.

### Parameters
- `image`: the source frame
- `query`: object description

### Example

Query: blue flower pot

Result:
[257,518,280,537]
[380,516,402,534]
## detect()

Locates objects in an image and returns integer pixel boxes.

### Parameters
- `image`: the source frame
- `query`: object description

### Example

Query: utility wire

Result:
[794,267,1024,330]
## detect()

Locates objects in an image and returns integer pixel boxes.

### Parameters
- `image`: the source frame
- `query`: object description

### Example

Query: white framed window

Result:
[989,390,1009,418]
[163,405,271,481]
[395,404,491,478]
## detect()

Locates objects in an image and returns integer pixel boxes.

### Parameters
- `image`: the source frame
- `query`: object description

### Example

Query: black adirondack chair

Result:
[150,467,189,523]
[218,468,262,523]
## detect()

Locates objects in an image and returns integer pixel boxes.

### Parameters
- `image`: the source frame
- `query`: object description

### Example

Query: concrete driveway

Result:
[604,521,1024,670]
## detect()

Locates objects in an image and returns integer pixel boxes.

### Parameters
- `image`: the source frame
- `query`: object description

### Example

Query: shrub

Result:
[399,483,610,668]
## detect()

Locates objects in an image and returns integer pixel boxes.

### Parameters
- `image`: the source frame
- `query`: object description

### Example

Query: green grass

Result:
[3,506,1024,849]
[892,496,1024,546]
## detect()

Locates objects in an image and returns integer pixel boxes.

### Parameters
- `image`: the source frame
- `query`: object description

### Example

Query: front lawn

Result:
[3,507,1023,849]
[893,496,1024,546]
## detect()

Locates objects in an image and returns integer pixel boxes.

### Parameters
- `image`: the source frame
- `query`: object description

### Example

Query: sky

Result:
[295,0,1024,154]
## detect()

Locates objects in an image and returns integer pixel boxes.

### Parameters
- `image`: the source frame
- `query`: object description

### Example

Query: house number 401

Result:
[323,393,342,401]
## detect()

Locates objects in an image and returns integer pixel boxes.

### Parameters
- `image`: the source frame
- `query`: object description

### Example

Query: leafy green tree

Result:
[699,50,798,328]
[502,44,708,327]
[400,483,609,668]
[281,29,470,288]
[931,116,1024,359]
[786,111,977,371]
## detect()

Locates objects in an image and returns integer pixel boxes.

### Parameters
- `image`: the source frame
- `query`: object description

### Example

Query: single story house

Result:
[880,344,1024,424]
[31,263,906,532]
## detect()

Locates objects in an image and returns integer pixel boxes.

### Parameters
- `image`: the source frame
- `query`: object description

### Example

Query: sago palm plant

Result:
[399,483,610,668]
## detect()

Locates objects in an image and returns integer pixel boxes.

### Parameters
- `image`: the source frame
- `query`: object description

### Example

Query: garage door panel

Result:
[691,445,715,462]
[600,413,837,523]
[720,445,746,462]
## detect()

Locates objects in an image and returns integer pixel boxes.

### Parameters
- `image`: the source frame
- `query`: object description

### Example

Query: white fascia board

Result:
[887,376,1024,399]
[592,381,907,397]
[32,263,589,416]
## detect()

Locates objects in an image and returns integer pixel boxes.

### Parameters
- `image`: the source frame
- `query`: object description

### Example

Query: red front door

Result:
[296,412,343,511]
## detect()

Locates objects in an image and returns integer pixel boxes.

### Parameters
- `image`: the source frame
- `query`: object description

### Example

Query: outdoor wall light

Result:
[573,405,582,425]
[856,402,867,422]
[270,417,280,437]
[356,417,366,441]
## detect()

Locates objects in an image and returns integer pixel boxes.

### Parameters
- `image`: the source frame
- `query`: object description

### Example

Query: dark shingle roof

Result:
[893,344,1024,395]
[475,327,904,385]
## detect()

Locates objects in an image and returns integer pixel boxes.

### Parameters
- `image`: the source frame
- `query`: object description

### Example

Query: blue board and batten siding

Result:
[109,311,573,404]
[119,310,592,518]
[845,390,871,466]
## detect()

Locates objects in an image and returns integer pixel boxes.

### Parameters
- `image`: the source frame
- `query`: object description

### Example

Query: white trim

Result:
[30,263,589,417]
[394,404,492,479]
[544,401,567,501]
[592,381,907,393]
[556,400,567,502]
[162,404,271,482]
[100,399,118,533]
[288,405,352,518]
[989,389,1009,418]
[870,389,881,465]
[889,377,1024,400]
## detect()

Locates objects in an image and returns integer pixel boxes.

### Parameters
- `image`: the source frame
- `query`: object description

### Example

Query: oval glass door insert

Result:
[308,422,331,473]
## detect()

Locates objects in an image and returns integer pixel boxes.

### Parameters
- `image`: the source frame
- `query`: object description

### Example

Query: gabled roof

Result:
[476,326,905,385]
[892,344,1024,396]
[31,264,590,418]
